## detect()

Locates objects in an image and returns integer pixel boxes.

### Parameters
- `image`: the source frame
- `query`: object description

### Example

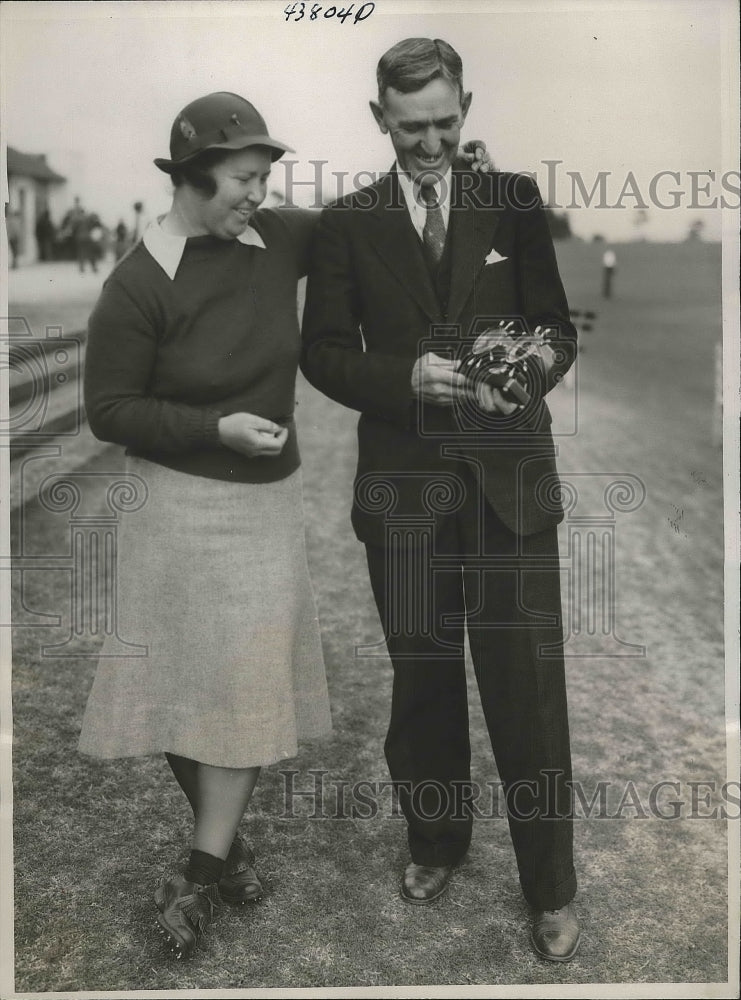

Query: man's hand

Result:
[411,352,471,406]
[218,413,288,458]
[458,139,493,173]
[474,382,520,416]
[411,352,520,412]
[471,328,519,356]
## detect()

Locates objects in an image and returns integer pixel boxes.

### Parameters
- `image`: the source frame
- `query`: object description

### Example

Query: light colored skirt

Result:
[78,456,332,768]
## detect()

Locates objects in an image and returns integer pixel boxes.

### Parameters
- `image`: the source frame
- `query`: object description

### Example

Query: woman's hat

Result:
[154,92,294,173]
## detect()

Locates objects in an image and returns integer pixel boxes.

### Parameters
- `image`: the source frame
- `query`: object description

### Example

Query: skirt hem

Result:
[78,723,333,769]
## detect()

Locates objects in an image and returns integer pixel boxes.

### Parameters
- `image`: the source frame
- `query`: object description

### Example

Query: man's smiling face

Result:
[371,77,472,184]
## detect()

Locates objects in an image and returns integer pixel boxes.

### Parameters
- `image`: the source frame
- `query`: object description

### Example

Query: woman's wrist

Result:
[203,410,223,446]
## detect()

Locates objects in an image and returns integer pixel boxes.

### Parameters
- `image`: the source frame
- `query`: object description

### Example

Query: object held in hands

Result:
[458,320,557,409]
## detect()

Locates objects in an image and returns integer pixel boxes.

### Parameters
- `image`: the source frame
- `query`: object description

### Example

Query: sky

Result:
[1,0,738,242]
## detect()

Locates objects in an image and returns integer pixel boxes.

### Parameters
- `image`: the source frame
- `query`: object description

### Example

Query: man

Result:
[6,209,22,268]
[63,197,96,274]
[602,247,617,298]
[35,208,56,262]
[301,37,580,962]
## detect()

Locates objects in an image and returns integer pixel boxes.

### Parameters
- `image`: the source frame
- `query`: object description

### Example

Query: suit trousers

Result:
[365,465,577,910]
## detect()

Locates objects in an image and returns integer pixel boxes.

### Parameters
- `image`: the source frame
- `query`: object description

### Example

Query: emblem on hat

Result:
[179,117,197,141]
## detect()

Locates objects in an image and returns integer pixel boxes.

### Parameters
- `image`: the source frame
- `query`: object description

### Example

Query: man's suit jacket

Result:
[301,168,578,544]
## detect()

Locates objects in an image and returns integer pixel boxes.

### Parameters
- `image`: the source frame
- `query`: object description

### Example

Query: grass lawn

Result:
[8,240,735,993]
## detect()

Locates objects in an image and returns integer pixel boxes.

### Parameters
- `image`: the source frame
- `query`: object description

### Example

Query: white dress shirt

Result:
[396,166,452,241]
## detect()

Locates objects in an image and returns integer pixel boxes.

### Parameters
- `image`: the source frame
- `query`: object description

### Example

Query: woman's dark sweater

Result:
[84,207,316,483]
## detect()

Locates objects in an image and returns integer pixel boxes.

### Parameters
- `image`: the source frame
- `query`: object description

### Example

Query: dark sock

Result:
[183,849,225,886]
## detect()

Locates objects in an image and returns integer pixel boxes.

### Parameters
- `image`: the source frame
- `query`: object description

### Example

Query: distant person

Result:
[65,195,84,243]
[65,197,96,273]
[35,209,56,261]
[114,219,129,260]
[6,209,22,268]
[132,200,145,242]
[602,248,617,298]
[87,213,105,269]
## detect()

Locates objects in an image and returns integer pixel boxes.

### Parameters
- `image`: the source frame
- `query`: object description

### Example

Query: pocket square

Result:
[484,248,508,265]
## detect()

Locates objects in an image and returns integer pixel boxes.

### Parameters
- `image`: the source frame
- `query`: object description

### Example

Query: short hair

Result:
[376,38,464,103]
[170,147,234,198]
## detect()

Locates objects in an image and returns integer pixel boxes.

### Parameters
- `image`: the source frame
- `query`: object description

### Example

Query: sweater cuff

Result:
[193,408,223,448]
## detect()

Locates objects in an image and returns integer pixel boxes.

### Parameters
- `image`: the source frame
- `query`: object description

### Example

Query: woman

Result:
[79,92,333,960]
[79,90,490,960]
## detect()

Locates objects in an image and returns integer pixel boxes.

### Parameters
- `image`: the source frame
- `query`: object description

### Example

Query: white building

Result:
[7,147,66,264]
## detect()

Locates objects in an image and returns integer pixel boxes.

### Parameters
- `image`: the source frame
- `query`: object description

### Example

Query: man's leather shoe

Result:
[218,835,264,905]
[400,862,453,904]
[530,902,581,962]
[154,875,221,959]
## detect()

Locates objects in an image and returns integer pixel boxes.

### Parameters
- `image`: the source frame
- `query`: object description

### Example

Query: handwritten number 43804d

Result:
[284,2,375,23]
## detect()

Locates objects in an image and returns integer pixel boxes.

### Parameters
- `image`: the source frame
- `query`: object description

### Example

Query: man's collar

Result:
[142,217,266,280]
[395,164,453,210]
[394,164,453,231]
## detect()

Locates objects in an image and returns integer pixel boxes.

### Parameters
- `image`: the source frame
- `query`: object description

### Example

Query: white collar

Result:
[396,164,453,231]
[142,217,266,280]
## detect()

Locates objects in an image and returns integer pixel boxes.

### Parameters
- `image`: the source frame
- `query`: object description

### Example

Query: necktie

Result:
[419,182,446,268]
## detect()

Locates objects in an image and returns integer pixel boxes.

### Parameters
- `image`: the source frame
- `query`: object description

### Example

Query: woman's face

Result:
[195,147,273,239]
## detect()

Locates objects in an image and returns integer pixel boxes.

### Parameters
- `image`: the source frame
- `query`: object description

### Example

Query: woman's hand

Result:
[458,139,494,172]
[218,413,288,458]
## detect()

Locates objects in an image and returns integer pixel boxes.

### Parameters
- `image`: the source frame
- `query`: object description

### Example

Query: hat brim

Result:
[154,134,294,173]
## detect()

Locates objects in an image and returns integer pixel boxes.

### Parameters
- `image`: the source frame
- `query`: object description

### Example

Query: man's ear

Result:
[369,100,388,134]
[461,91,473,121]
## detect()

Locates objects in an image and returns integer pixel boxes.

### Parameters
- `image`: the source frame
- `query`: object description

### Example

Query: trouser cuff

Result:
[408,832,471,868]
[521,868,577,911]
